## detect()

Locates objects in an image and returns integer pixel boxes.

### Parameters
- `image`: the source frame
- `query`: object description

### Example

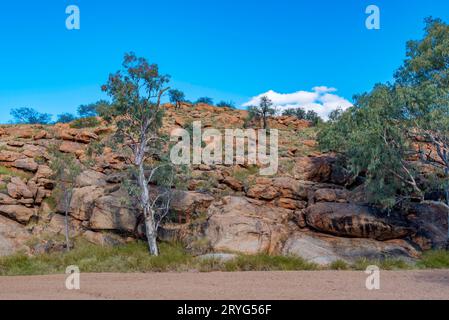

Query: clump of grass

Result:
[232,166,259,182]
[224,254,318,272]
[0,166,33,180]
[330,260,349,270]
[70,117,100,129]
[3,240,448,276]
[0,166,13,176]
[42,196,57,210]
[0,241,320,276]
[353,257,411,271]
[0,241,195,276]
[34,156,47,165]
[279,158,295,175]
[417,250,449,269]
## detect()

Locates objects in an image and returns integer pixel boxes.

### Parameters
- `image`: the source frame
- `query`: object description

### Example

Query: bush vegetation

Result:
[318,18,449,209]
[70,117,101,129]
[2,239,449,276]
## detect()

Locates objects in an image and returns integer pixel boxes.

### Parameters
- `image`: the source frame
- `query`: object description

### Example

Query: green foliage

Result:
[282,107,306,119]
[417,250,449,269]
[42,196,57,210]
[223,254,318,271]
[328,108,343,122]
[77,100,112,120]
[102,52,175,255]
[195,97,214,105]
[102,52,169,144]
[2,240,449,275]
[318,18,449,208]
[216,101,236,109]
[47,144,82,228]
[56,113,77,124]
[0,241,194,275]
[304,110,322,126]
[330,259,349,270]
[10,107,52,125]
[0,165,33,180]
[319,84,420,208]
[78,104,97,118]
[247,96,276,129]
[353,258,412,271]
[70,117,100,129]
[168,89,186,109]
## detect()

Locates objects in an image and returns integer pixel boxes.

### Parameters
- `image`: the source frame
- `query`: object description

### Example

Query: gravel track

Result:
[1,271,449,300]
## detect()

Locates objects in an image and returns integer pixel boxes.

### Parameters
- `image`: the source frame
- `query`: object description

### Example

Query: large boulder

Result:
[82,230,126,246]
[171,191,214,221]
[65,186,105,221]
[0,193,18,205]
[293,156,333,182]
[293,155,351,185]
[7,177,34,199]
[58,128,98,144]
[0,151,25,162]
[0,205,35,224]
[75,170,107,188]
[245,177,315,201]
[89,191,136,233]
[406,201,449,250]
[222,176,244,192]
[272,177,314,200]
[22,144,48,159]
[204,196,292,254]
[12,158,38,172]
[59,141,85,155]
[246,184,279,200]
[305,203,413,241]
[282,231,420,265]
[0,215,30,256]
[33,165,53,181]
[314,188,349,203]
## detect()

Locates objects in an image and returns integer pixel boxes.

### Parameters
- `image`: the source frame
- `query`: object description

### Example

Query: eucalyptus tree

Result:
[247,96,276,129]
[102,52,175,256]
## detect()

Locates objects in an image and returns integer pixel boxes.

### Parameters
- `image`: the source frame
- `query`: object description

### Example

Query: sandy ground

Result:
[0,270,449,300]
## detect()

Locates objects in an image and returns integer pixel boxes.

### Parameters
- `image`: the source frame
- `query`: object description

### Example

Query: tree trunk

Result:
[445,169,449,244]
[64,191,71,252]
[446,187,449,243]
[145,211,159,256]
[138,159,159,256]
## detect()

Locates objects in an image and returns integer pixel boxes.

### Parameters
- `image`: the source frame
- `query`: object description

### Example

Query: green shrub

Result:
[216,101,236,109]
[353,257,411,271]
[0,166,33,179]
[70,117,100,129]
[224,254,318,272]
[417,250,449,269]
[0,241,194,276]
[330,260,349,270]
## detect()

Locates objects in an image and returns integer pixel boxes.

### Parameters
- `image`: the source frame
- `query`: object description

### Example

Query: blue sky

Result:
[0,0,448,122]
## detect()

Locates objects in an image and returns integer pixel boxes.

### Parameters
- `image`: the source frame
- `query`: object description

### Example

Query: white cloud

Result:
[242,86,352,121]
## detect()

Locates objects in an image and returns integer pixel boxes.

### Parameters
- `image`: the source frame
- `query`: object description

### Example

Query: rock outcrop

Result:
[282,231,419,265]
[305,203,414,241]
[205,196,291,254]
[0,104,446,266]
[0,215,30,256]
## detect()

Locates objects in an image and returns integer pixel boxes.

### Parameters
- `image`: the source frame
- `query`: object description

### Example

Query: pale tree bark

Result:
[63,189,72,253]
[138,161,159,256]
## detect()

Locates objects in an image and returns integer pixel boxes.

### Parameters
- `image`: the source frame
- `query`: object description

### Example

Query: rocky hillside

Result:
[0,104,446,265]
